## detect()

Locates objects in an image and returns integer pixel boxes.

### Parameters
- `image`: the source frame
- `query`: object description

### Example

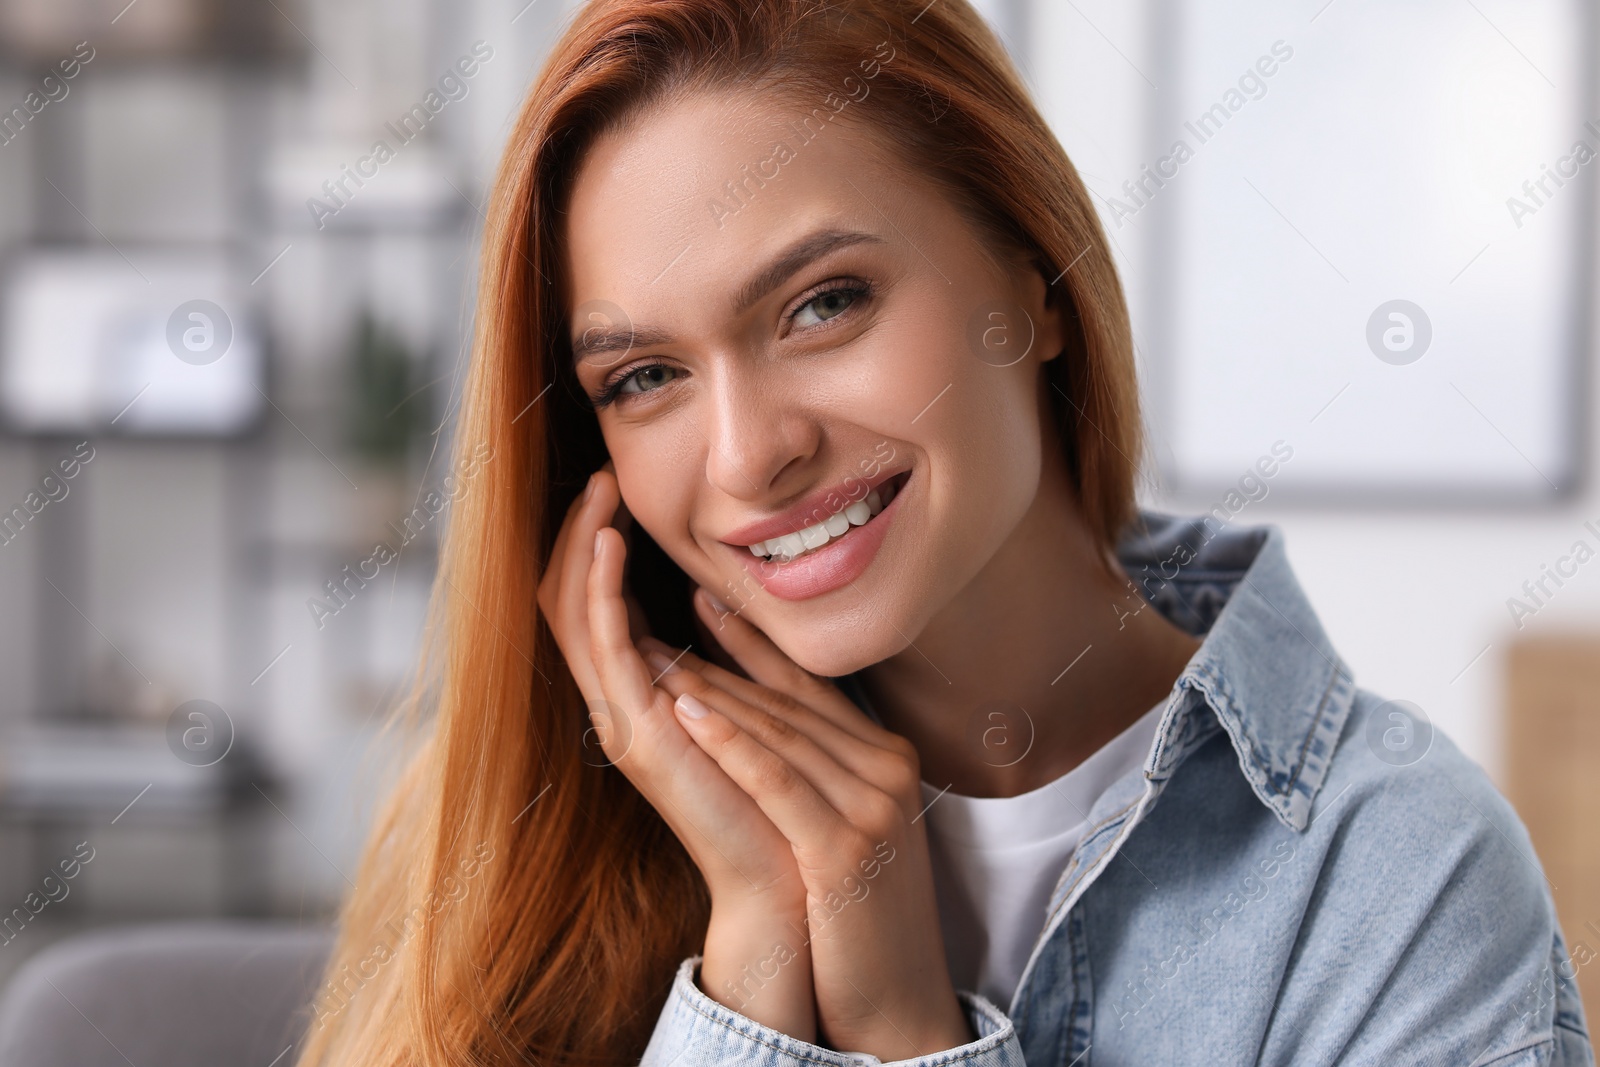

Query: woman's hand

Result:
[535,465,817,1039]
[638,590,973,1060]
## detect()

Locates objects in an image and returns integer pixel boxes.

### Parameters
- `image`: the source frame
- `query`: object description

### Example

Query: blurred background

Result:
[0,0,1595,1030]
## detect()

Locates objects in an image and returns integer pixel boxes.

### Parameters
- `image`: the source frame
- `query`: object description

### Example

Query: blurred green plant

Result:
[345,312,431,468]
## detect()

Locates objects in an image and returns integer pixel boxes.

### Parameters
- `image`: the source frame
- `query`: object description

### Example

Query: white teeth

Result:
[752,474,904,563]
[773,532,807,559]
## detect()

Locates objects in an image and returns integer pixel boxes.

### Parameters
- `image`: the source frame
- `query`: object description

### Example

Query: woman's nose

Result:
[701,371,820,502]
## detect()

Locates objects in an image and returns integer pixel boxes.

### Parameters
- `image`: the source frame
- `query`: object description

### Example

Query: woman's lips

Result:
[728,469,910,602]
[718,464,909,549]
[747,470,905,562]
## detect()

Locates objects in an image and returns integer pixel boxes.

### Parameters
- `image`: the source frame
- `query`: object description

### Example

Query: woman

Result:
[297,1,1595,1064]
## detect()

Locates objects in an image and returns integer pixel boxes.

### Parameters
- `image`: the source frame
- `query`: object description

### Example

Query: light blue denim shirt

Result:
[641,510,1595,1066]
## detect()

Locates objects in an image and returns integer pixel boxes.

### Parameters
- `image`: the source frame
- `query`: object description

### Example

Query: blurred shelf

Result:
[0,722,273,821]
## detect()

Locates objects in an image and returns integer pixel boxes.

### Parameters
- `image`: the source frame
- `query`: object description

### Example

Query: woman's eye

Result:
[791,285,864,329]
[618,363,678,396]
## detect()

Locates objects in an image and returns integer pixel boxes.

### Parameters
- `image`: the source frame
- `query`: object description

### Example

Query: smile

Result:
[725,467,912,602]
[748,470,908,563]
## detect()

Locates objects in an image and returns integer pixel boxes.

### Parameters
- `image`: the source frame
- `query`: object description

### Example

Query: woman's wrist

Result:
[699,897,817,1042]
[822,975,974,1059]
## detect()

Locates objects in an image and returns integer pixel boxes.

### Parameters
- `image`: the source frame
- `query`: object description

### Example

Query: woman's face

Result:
[562,87,1066,677]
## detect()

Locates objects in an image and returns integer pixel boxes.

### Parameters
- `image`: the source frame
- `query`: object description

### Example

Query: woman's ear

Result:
[1023,262,1069,366]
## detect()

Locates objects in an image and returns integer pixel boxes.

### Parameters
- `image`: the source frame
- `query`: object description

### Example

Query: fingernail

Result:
[594,529,604,554]
[699,587,731,613]
[645,649,679,675]
[582,474,595,503]
[675,693,710,720]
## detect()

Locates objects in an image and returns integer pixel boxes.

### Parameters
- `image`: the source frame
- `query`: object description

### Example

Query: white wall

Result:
[1028,0,1600,785]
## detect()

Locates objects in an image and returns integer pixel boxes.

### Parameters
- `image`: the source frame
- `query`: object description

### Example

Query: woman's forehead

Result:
[560,92,938,318]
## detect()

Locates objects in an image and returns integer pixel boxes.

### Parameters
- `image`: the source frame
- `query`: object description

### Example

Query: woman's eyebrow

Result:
[569,323,675,365]
[731,228,885,315]
[569,228,885,365]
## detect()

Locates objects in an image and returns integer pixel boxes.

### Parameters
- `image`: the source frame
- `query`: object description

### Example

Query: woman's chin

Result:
[766,629,891,681]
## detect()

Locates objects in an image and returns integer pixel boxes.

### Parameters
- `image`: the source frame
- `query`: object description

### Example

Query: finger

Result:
[670,691,865,863]
[642,641,903,793]
[693,587,804,688]
[556,467,635,688]
[598,458,636,543]
[681,597,894,747]
[544,469,605,583]
[641,633,880,750]
[588,525,658,729]
[689,595,748,679]
[540,473,610,696]
[588,461,650,641]
[589,534,700,779]
[546,469,602,590]
[538,475,588,615]
[624,585,653,644]
[693,588,839,699]
[613,533,652,642]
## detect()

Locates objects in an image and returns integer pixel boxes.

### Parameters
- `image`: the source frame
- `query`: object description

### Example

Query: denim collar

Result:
[1114,508,1356,832]
[836,508,1356,834]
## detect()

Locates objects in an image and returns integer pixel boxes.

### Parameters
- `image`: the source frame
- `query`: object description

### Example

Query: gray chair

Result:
[0,922,333,1067]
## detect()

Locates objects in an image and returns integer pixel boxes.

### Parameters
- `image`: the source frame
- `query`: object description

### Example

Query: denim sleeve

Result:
[1273,716,1597,1067]
[638,956,1028,1067]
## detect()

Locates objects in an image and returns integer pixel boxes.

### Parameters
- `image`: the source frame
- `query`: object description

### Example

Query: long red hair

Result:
[295,1,1143,1063]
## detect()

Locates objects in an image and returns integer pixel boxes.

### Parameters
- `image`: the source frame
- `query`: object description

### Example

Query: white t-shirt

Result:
[917,699,1166,1010]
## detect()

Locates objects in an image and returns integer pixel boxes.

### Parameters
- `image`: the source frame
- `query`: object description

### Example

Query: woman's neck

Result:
[858,435,1202,799]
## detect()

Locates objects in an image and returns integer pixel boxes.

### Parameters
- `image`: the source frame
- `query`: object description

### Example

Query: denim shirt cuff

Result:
[640,956,1026,1067]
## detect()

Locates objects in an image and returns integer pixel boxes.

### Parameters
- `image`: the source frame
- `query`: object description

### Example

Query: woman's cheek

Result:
[618,485,702,576]
[841,339,931,427]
